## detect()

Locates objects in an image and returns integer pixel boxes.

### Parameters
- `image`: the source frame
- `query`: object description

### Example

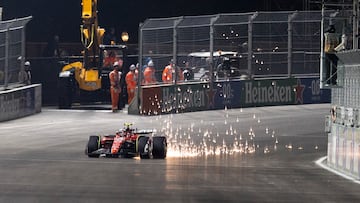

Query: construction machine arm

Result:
[80,0,105,69]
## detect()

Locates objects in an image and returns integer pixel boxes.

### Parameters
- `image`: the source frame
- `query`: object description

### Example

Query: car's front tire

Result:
[87,135,100,158]
[152,136,167,159]
[138,136,150,159]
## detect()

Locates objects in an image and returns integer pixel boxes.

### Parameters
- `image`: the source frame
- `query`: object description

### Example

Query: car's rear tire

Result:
[87,136,100,158]
[152,136,167,159]
[138,136,150,159]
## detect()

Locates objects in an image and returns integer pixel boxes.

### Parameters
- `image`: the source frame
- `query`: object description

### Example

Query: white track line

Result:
[315,156,360,184]
[43,109,109,113]
[43,109,128,113]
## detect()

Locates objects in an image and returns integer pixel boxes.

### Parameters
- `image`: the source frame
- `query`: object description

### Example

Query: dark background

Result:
[1,0,311,44]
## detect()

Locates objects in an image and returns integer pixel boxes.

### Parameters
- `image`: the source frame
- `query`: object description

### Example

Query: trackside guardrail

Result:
[0,84,41,122]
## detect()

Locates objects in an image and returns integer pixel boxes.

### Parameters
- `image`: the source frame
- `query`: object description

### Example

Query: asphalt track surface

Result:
[1,104,360,203]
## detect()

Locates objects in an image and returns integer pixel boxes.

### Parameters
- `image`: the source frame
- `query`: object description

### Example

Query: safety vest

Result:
[324,33,339,54]
[162,65,184,83]
[143,67,156,85]
[109,70,121,91]
[162,65,173,83]
[126,70,138,89]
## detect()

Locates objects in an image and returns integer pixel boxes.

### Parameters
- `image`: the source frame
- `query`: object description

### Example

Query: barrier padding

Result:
[0,84,42,122]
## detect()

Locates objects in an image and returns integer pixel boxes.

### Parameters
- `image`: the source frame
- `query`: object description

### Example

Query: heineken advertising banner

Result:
[299,78,331,104]
[139,77,331,115]
[240,78,297,107]
[213,81,242,109]
[141,83,211,115]
[162,83,209,113]
[141,86,162,115]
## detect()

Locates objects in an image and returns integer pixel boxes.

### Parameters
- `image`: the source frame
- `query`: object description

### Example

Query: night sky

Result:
[1,0,306,43]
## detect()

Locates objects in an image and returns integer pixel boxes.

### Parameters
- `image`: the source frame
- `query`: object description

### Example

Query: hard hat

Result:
[25,61,30,66]
[147,60,154,67]
[113,61,119,67]
[130,64,136,70]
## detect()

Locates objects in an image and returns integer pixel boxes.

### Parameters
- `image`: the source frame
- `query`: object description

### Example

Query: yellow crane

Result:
[58,0,126,108]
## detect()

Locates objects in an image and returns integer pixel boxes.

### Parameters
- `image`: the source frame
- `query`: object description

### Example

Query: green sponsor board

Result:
[241,79,297,107]
[162,83,209,113]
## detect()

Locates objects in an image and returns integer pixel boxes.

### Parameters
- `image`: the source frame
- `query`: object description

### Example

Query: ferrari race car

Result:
[85,123,167,159]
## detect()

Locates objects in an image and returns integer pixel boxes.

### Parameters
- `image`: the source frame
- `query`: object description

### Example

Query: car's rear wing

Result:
[135,130,155,134]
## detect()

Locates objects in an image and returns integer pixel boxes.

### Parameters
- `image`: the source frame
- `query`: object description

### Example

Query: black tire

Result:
[87,136,100,158]
[58,76,72,109]
[152,136,167,159]
[137,136,150,159]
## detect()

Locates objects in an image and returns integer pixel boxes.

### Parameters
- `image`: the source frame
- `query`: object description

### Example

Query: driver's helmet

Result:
[123,123,133,132]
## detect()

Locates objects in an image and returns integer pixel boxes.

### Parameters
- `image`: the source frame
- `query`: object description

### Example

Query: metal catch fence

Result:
[0,16,32,90]
[138,10,353,85]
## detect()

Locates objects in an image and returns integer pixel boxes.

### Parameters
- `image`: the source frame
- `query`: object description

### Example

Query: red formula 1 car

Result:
[85,123,167,159]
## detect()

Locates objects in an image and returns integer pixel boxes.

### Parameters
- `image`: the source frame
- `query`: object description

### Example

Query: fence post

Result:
[210,15,219,82]
[173,18,182,84]
[320,4,325,88]
[137,22,144,114]
[353,0,359,49]
[288,12,297,78]
[248,12,258,77]
[21,23,26,73]
[4,26,9,89]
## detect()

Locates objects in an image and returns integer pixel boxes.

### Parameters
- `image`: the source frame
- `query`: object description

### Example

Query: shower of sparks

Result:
[155,107,286,158]
[143,87,311,157]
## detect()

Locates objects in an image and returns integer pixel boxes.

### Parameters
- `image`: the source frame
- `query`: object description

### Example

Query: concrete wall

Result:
[0,84,42,122]
[327,50,360,179]
[328,124,360,179]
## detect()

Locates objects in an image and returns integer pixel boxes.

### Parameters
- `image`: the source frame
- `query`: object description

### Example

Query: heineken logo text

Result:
[163,87,205,110]
[245,82,292,104]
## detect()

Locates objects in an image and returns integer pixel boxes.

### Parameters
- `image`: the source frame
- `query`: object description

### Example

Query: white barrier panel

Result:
[336,130,339,167]
[337,126,345,168]
[356,128,360,177]
[345,139,352,171]
[348,129,354,173]
[0,84,41,122]
[359,145,360,179]
[355,144,360,175]
[328,137,333,165]
[339,137,345,169]
[329,124,360,179]
[328,132,336,166]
